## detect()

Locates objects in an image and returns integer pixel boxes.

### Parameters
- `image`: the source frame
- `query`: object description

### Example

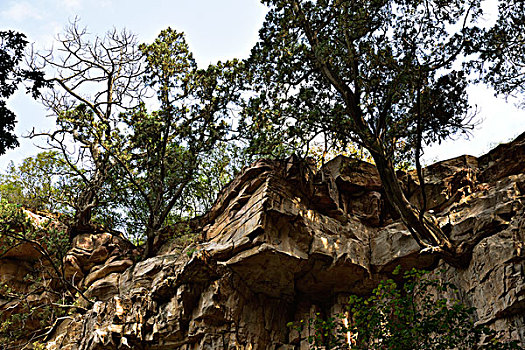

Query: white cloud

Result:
[1,2,43,22]
[60,0,83,11]
[32,21,63,48]
[95,0,112,8]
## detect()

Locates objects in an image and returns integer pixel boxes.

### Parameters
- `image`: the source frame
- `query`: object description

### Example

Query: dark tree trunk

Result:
[367,142,474,266]
[143,214,162,259]
[69,188,97,239]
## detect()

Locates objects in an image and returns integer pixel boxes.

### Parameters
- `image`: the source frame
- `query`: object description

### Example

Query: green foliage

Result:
[0,199,69,269]
[293,268,520,349]
[111,28,243,255]
[0,30,26,154]
[244,0,481,160]
[186,247,198,258]
[0,200,71,346]
[0,302,66,346]
[1,30,49,155]
[0,151,75,213]
[0,199,28,238]
[473,0,525,107]
[0,150,126,233]
[32,341,46,350]
[178,142,244,216]
[307,140,373,169]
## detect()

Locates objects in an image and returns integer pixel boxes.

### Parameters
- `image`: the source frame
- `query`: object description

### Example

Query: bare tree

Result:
[29,20,146,236]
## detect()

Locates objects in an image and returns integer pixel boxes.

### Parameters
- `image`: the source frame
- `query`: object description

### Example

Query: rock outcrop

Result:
[4,133,525,349]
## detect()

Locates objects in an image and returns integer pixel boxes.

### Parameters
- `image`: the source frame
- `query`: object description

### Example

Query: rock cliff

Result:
[2,133,524,349]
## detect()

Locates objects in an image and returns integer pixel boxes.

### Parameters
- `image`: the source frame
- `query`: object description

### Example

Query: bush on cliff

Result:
[294,267,520,349]
[0,201,85,348]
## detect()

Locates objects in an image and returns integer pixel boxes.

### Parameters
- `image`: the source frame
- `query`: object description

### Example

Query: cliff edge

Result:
[2,133,524,349]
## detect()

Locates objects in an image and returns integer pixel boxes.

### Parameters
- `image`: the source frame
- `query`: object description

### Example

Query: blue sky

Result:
[0,0,267,169]
[0,0,523,170]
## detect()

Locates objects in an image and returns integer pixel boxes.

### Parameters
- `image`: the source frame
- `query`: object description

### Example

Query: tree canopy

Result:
[1,30,48,156]
[474,0,525,106]
[0,31,26,155]
[242,0,522,265]
[112,28,242,256]
[1,0,523,264]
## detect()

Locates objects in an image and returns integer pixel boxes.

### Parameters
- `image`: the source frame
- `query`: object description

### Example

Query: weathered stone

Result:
[406,154,479,212]
[371,222,436,272]
[322,155,382,192]
[478,131,525,182]
[0,241,43,261]
[84,273,120,301]
[63,253,85,284]
[3,133,525,349]
[69,232,136,271]
[0,259,32,292]
[84,259,133,288]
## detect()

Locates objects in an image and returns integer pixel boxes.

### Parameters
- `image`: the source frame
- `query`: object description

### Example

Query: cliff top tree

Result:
[29,21,145,235]
[475,0,525,107]
[111,28,242,257]
[244,0,509,265]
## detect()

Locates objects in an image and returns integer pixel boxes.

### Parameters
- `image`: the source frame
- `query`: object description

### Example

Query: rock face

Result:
[5,133,525,349]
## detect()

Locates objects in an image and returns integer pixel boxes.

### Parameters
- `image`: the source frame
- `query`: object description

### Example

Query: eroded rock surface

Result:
[4,133,525,349]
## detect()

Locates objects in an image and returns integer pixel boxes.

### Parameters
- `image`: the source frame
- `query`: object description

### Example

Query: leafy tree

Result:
[243,0,517,264]
[29,21,144,235]
[31,23,243,249]
[294,268,520,349]
[473,0,525,107]
[0,31,25,155]
[0,200,90,348]
[0,151,74,213]
[111,28,242,257]
[0,30,47,155]
[123,141,242,240]
[179,142,244,216]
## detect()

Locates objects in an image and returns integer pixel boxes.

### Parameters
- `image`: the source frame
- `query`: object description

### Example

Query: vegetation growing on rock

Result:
[294,267,520,349]
[0,0,524,348]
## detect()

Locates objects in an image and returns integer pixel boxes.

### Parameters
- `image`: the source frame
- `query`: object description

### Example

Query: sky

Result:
[0,0,523,170]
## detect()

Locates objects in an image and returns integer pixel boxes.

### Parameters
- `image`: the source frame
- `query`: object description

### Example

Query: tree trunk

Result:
[143,215,161,259]
[143,228,155,259]
[70,188,97,239]
[73,206,92,228]
[367,143,471,266]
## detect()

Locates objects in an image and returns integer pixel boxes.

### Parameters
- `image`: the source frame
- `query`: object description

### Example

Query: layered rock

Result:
[0,210,70,347]
[5,133,525,349]
[63,232,139,296]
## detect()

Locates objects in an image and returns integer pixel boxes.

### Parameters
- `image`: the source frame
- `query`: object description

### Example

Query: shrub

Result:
[293,267,520,349]
[0,200,73,347]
